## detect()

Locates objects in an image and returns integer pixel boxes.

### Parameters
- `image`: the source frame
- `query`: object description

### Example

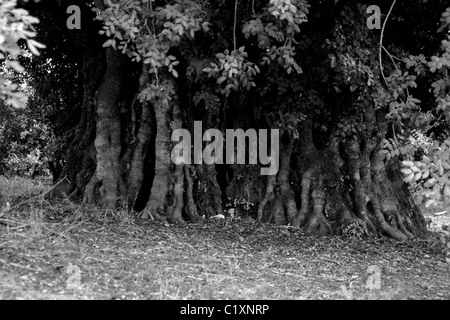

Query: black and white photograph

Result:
[0,0,449,303]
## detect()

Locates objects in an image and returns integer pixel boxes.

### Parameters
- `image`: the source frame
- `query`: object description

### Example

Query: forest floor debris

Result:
[0,177,449,300]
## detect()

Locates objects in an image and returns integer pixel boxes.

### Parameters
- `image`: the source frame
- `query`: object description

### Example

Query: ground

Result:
[0,177,449,300]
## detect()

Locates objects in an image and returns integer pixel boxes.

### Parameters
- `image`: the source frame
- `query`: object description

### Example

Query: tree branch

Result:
[233,0,238,51]
[379,0,397,87]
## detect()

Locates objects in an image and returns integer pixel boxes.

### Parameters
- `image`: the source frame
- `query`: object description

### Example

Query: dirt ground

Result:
[0,200,449,300]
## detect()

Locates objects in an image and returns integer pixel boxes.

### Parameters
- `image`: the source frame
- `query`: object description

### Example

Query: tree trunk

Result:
[123,64,154,211]
[44,1,426,241]
[51,41,104,200]
[141,77,178,221]
[83,48,126,209]
[259,108,427,240]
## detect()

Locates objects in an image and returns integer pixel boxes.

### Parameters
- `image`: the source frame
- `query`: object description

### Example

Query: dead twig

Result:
[0,258,45,273]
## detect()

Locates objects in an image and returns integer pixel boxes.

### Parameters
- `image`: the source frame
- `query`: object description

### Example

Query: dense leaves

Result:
[0,0,44,108]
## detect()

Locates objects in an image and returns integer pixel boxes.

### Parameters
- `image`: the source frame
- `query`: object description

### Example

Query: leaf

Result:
[442,161,450,170]
[444,185,450,198]
[424,178,437,188]
[27,39,46,55]
[115,31,123,41]
[414,172,422,181]
[425,199,436,208]
[102,39,115,48]
[217,76,227,85]
[7,60,24,73]
[401,168,413,175]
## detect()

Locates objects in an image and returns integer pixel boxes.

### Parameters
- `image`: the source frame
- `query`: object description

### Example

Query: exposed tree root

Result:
[257,175,275,222]
[84,170,101,205]
[369,194,408,241]
[184,165,203,222]
[126,64,154,209]
[396,213,415,239]
[297,168,314,227]
[344,139,374,227]
[258,134,299,225]
[305,182,332,235]
[167,164,187,226]
[278,137,298,224]
[256,111,424,240]
[194,163,223,218]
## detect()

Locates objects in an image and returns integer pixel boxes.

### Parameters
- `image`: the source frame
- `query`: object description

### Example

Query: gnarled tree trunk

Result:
[258,107,427,240]
[45,0,427,241]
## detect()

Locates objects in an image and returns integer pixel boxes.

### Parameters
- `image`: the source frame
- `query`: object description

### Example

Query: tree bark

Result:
[41,0,427,240]
[84,48,126,209]
[142,83,173,220]
[258,109,427,240]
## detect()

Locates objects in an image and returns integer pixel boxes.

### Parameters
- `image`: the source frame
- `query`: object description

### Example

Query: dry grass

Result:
[0,176,449,300]
[0,176,49,202]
